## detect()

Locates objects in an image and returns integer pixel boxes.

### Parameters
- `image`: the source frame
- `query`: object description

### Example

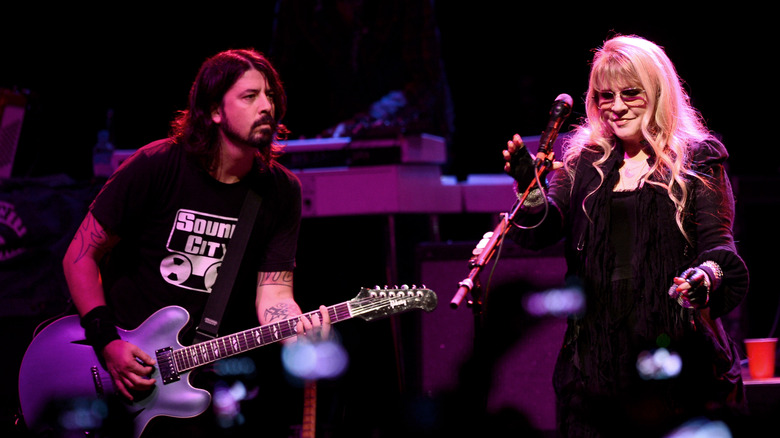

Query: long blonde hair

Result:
[563,35,715,241]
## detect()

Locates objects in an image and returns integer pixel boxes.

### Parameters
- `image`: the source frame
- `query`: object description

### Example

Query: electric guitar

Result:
[18,286,437,438]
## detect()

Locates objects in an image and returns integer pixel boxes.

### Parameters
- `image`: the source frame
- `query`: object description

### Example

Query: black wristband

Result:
[81,305,121,353]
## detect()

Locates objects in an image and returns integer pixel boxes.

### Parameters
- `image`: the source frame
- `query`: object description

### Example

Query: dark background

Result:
[1,5,774,179]
[2,3,779,436]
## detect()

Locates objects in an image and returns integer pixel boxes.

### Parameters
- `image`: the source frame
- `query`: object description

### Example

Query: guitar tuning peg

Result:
[401,284,409,289]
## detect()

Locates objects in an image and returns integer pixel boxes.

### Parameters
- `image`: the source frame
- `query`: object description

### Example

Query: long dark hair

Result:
[170,48,288,170]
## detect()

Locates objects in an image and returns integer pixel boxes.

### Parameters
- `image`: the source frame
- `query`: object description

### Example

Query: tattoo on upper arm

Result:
[71,215,110,264]
[258,271,293,288]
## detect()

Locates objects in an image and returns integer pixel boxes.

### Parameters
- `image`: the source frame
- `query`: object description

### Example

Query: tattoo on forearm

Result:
[258,271,293,287]
[264,303,291,323]
[71,215,108,264]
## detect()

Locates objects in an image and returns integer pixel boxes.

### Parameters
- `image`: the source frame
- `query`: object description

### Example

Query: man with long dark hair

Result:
[61,48,329,436]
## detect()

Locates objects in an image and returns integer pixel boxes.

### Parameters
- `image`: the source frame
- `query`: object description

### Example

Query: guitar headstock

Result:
[350,285,438,321]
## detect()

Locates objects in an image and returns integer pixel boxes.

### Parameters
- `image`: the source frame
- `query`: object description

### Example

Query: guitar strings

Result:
[173,292,431,371]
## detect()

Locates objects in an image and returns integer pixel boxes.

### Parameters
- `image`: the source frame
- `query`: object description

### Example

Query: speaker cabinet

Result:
[415,240,568,432]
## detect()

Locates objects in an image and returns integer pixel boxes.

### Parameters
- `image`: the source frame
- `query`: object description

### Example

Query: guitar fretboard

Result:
[174,303,351,372]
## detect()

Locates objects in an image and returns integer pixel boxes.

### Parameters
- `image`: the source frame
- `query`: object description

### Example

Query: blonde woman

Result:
[504,35,749,437]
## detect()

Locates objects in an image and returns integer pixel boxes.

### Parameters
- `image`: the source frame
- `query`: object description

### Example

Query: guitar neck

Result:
[175,303,351,372]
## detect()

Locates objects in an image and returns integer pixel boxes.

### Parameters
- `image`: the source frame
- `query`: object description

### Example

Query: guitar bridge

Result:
[156,347,180,384]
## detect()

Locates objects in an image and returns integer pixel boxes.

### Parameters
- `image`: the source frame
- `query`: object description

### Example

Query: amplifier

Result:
[415,241,568,432]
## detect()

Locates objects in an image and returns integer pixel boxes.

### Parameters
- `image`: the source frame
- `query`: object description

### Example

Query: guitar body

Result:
[18,306,211,438]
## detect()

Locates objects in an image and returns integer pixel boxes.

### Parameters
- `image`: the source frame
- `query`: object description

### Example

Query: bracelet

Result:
[698,260,723,291]
[81,305,121,353]
[517,187,545,208]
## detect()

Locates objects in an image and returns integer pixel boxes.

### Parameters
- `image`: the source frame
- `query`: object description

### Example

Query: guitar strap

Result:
[194,188,262,344]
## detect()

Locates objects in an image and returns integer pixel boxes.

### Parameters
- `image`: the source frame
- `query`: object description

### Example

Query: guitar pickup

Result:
[156,347,180,384]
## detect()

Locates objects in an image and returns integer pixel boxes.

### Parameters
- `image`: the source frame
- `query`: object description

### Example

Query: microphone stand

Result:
[451,93,572,320]
[450,151,556,314]
[450,151,558,359]
[445,95,571,418]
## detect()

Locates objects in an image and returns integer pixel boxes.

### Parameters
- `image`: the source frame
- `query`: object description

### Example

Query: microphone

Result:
[535,93,573,164]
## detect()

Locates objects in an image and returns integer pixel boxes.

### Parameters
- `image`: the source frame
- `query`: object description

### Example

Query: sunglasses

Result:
[595,88,646,108]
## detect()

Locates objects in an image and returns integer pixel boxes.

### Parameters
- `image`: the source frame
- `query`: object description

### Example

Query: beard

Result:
[221,113,277,151]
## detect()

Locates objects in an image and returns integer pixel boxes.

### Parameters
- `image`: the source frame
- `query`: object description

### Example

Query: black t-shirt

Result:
[90,139,302,337]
